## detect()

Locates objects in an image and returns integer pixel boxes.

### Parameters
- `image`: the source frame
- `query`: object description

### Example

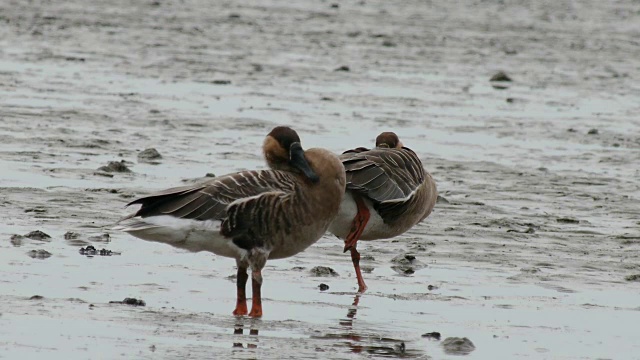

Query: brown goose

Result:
[114,126,346,317]
[327,132,437,292]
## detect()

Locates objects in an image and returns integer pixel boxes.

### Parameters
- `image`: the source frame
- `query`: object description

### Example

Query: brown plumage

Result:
[115,126,346,317]
[327,132,437,292]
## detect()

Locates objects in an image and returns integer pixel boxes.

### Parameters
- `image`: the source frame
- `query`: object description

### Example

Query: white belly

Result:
[327,192,397,241]
[115,215,244,258]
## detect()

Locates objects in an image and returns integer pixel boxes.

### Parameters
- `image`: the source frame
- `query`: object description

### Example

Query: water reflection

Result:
[232,320,259,349]
[315,294,419,358]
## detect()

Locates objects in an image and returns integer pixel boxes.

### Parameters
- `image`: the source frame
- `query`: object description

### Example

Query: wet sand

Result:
[1,0,640,358]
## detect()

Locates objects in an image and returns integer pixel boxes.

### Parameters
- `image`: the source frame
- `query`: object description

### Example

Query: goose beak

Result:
[289,143,320,183]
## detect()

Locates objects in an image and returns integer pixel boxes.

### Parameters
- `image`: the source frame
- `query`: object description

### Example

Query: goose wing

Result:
[341,147,426,222]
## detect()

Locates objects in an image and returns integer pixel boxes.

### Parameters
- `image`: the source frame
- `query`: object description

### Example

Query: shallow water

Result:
[2,0,640,359]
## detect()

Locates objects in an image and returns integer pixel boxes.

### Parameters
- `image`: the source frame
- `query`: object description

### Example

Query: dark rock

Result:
[391,254,420,265]
[64,231,81,239]
[361,254,375,261]
[557,218,579,224]
[382,40,396,47]
[79,245,119,256]
[567,128,577,133]
[27,249,52,259]
[88,233,111,242]
[587,128,599,135]
[318,283,330,291]
[25,230,51,241]
[29,295,44,300]
[310,266,339,277]
[330,3,339,8]
[334,65,350,72]
[110,297,146,306]
[138,148,162,162]
[422,332,441,340]
[625,274,640,282]
[490,71,512,82]
[391,254,426,275]
[506,97,515,103]
[211,80,231,85]
[442,337,475,355]
[205,173,216,177]
[10,234,23,246]
[97,160,131,173]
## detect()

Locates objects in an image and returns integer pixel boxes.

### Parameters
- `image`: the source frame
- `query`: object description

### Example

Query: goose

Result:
[327,132,437,292]
[115,126,346,317]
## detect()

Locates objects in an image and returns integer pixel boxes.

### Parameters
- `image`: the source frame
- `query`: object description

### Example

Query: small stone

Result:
[490,71,512,82]
[10,234,24,246]
[138,148,162,161]
[391,254,420,265]
[25,230,51,241]
[587,128,599,135]
[205,173,216,177]
[382,40,396,47]
[211,80,231,85]
[625,274,640,282]
[79,245,97,255]
[318,283,330,291]
[557,218,579,224]
[29,295,44,300]
[427,284,438,291]
[330,3,339,8]
[64,231,81,240]
[567,128,577,133]
[442,337,475,355]
[310,266,339,277]
[110,297,146,306]
[97,160,131,173]
[334,65,350,72]
[27,249,52,259]
[422,332,441,340]
[88,233,110,242]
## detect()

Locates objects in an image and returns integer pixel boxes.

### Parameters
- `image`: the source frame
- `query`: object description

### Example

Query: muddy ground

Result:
[1,0,640,359]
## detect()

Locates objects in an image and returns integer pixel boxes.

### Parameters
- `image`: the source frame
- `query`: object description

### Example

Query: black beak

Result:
[289,142,319,183]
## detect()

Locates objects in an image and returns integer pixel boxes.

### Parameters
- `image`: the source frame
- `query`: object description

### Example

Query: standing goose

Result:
[327,132,437,292]
[115,126,346,317]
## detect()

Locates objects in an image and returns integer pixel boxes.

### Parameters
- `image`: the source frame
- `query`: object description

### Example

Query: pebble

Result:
[310,266,339,277]
[442,337,475,355]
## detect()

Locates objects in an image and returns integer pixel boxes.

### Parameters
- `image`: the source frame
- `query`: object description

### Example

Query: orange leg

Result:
[343,196,370,292]
[248,270,263,318]
[350,247,368,292]
[232,266,249,316]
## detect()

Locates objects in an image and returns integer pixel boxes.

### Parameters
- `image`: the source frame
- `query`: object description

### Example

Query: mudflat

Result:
[1,0,639,358]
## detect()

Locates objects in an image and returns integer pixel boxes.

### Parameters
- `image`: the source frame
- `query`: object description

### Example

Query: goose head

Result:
[263,126,320,183]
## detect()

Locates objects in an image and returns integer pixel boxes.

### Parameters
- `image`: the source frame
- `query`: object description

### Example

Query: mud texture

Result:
[1,0,640,359]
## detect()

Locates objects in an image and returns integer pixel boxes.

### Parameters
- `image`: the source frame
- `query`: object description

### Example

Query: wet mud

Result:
[1,0,640,359]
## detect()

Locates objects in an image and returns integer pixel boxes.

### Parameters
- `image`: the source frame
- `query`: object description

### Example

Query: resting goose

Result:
[115,126,346,317]
[327,132,437,292]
